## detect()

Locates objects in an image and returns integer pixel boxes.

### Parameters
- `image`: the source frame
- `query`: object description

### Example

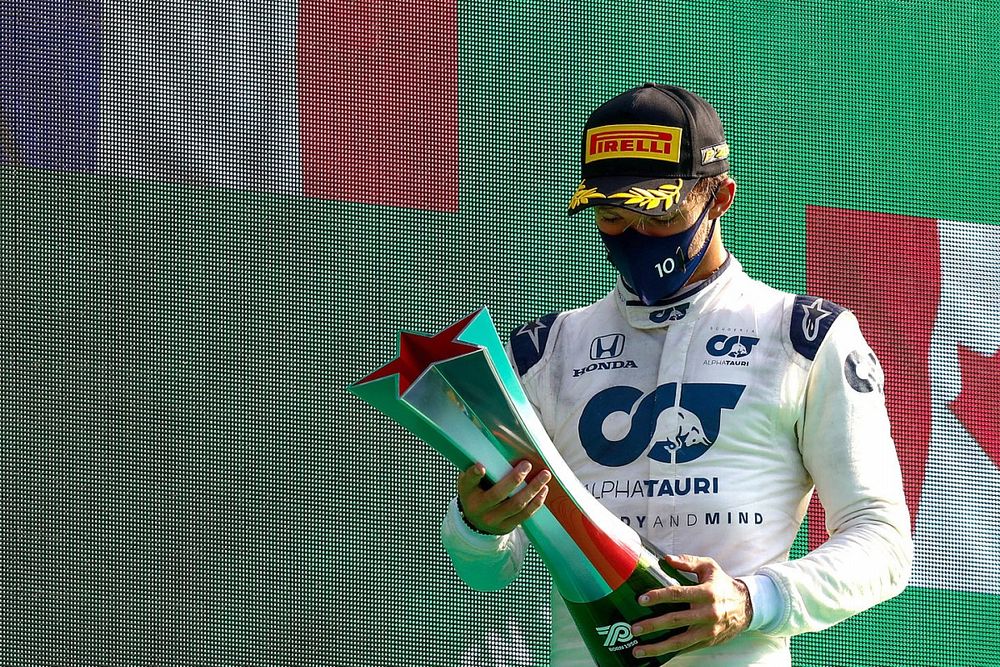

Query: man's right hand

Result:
[456,461,551,535]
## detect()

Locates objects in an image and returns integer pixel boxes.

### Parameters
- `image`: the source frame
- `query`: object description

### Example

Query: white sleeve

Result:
[759,312,913,636]
[440,497,528,591]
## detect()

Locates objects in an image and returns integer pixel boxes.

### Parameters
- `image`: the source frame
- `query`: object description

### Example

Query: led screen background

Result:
[3,1,999,665]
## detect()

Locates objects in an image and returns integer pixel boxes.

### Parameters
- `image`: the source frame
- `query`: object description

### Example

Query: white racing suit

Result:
[441,255,912,666]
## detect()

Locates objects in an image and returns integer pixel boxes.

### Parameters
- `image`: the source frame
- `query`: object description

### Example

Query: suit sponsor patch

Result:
[649,303,689,323]
[510,312,559,376]
[790,295,845,360]
[845,349,885,394]
[578,382,745,466]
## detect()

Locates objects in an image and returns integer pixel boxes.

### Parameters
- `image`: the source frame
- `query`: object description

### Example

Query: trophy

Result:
[347,309,693,666]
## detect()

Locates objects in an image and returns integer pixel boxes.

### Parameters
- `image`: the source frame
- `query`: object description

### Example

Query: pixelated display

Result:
[3,1,999,665]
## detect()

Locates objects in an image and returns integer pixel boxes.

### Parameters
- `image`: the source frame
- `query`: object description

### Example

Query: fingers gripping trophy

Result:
[349,309,696,666]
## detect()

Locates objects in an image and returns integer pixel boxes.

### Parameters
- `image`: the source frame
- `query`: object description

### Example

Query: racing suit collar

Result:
[615,253,738,329]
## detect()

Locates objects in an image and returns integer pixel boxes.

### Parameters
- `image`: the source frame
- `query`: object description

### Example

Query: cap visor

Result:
[568,176,698,216]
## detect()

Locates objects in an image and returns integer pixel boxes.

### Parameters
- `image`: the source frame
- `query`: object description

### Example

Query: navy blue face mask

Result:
[598,195,718,306]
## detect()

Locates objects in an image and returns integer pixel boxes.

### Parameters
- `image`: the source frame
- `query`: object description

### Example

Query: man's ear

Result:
[711,178,736,218]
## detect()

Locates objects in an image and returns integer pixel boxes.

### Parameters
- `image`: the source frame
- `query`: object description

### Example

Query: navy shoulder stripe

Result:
[790,295,846,361]
[509,312,560,377]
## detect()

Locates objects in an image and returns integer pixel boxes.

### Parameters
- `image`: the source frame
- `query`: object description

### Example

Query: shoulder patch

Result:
[789,295,846,361]
[509,313,560,376]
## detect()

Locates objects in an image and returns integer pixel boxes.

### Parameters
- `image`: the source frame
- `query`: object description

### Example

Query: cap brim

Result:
[567,176,699,217]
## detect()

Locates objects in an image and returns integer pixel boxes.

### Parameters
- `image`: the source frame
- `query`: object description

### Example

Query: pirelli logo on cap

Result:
[585,124,682,164]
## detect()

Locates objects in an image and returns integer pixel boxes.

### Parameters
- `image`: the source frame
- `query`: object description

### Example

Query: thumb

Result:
[457,462,486,496]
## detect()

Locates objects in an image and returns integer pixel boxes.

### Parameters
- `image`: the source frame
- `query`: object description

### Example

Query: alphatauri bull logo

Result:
[578,382,745,466]
[649,407,712,460]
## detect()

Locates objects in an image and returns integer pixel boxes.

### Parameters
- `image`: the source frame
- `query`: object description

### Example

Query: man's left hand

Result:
[630,554,753,660]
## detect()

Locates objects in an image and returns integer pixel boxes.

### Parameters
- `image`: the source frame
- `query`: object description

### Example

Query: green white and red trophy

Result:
[348,309,691,666]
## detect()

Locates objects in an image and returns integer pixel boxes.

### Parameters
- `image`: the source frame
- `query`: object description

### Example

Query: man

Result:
[441,83,912,665]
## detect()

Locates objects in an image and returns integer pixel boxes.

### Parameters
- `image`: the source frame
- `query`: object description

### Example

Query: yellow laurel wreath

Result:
[609,183,683,211]
[568,181,606,210]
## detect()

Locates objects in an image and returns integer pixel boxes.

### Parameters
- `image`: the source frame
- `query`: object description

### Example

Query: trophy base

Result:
[563,559,691,666]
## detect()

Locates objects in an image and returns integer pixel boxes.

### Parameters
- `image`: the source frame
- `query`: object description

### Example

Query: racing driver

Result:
[440,83,913,666]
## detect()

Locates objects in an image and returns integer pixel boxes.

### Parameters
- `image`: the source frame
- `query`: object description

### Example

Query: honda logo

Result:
[590,334,625,360]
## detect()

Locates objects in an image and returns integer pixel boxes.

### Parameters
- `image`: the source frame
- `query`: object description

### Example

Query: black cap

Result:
[567,83,730,216]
